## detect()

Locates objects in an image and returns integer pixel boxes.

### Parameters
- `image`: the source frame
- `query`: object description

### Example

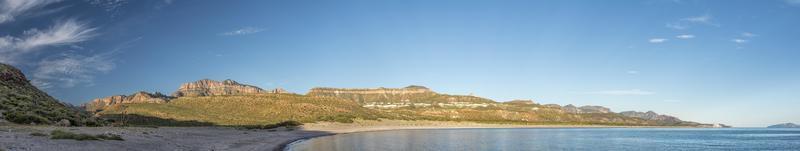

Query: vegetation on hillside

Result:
[0,63,100,126]
[98,93,388,126]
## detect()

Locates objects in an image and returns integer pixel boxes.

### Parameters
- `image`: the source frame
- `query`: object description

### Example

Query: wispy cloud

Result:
[732,39,748,44]
[741,32,757,37]
[0,0,62,24]
[17,19,97,50]
[626,70,640,74]
[32,52,115,89]
[87,0,128,13]
[649,38,668,43]
[0,19,97,64]
[588,89,656,96]
[666,14,719,30]
[675,34,695,39]
[665,23,688,30]
[220,27,265,36]
[683,14,712,23]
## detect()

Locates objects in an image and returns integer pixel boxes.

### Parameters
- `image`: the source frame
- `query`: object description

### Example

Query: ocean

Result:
[286,128,800,151]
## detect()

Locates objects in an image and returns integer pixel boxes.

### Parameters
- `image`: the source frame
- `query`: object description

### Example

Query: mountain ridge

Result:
[86,79,723,127]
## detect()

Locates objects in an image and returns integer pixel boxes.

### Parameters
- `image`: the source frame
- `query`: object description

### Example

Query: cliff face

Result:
[0,63,89,126]
[307,85,495,105]
[560,104,611,114]
[86,79,288,111]
[308,85,433,95]
[85,91,171,112]
[172,79,286,97]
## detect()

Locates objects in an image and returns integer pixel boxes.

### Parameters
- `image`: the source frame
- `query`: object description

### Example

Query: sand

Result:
[0,120,644,151]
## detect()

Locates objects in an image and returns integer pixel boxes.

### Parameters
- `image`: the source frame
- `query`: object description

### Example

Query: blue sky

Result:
[1,0,799,127]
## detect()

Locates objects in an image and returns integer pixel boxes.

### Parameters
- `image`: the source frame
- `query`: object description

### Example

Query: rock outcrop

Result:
[767,123,800,128]
[85,91,172,112]
[308,85,433,96]
[505,99,535,105]
[172,79,286,97]
[559,104,610,113]
[307,85,495,104]
[619,111,682,123]
[1,63,90,126]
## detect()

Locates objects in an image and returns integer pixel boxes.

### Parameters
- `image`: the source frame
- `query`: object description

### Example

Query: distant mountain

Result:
[619,111,682,123]
[0,63,97,126]
[86,79,719,127]
[768,123,800,128]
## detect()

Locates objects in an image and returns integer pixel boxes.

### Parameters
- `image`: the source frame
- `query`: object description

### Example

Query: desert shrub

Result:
[50,130,99,141]
[3,111,50,124]
[49,130,124,141]
[239,120,302,129]
[95,133,124,141]
[30,132,48,136]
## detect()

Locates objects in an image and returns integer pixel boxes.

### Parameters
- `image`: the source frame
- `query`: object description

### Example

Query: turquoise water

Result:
[286,128,800,151]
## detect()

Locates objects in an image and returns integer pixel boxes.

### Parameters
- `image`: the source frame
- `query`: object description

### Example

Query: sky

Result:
[1,0,799,127]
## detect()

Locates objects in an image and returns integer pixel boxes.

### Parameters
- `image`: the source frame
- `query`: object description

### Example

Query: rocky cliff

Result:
[560,104,611,113]
[172,79,287,97]
[85,91,172,112]
[0,63,94,126]
[173,79,266,97]
[308,85,433,95]
[86,79,288,111]
[307,85,495,104]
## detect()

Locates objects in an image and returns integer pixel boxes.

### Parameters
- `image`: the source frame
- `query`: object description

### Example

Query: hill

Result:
[0,63,98,126]
[97,93,390,126]
[768,123,800,128]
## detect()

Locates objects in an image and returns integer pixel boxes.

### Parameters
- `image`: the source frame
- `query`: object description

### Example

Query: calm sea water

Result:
[286,128,800,151]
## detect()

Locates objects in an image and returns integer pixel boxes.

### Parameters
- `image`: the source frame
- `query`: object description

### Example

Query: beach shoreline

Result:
[1,120,694,151]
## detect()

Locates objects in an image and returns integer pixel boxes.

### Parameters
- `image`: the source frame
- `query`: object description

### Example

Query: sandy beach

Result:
[0,120,646,151]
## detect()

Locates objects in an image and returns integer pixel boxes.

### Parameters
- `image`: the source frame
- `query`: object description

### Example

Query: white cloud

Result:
[0,19,97,64]
[665,14,718,30]
[587,89,655,96]
[0,0,61,24]
[665,23,688,30]
[649,38,668,43]
[675,34,695,39]
[683,14,712,23]
[626,70,640,74]
[17,19,97,50]
[32,53,114,88]
[220,27,265,36]
[732,39,748,43]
